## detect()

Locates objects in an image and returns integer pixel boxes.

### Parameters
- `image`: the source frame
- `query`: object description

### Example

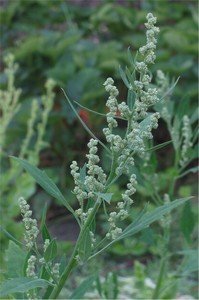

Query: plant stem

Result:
[49,198,102,299]
[152,257,166,299]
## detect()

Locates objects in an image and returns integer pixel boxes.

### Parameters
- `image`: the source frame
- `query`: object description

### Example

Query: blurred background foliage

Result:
[0,0,198,298]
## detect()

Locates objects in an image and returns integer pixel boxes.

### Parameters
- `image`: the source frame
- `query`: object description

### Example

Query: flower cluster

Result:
[71,139,106,224]
[26,255,37,278]
[44,239,50,252]
[51,263,60,281]
[180,115,193,166]
[18,197,39,249]
[106,174,137,240]
[103,78,119,143]
[85,139,107,196]
[139,13,159,64]
[133,13,160,120]
[70,13,161,241]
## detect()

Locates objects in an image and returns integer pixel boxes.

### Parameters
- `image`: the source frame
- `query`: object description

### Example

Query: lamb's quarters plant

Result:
[1,13,195,299]
[0,54,56,256]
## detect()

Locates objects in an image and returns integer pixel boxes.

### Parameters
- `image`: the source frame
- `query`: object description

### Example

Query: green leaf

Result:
[104,272,118,299]
[0,226,23,246]
[74,101,107,117]
[121,198,190,239]
[0,278,53,297]
[127,89,135,110]
[11,157,79,224]
[44,239,57,262]
[180,202,195,243]
[146,140,172,152]
[118,65,130,88]
[160,77,180,101]
[125,66,135,86]
[79,163,87,185]
[40,204,52,241]
[90,198,190,259]
[127,46,134,66]
[179,250,198,276]
[5,241,26,278]
[69,275,96,299]
[95,192,113,204]
[78,228,92,261]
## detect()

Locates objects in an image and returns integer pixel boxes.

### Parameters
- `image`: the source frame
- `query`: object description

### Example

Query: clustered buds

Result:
[70,138,106,226]
[70,13,161,242]
[51,263,60,281]
[18,197,39,249]
[139,13,159,64]
[106,174,137,240]
[85,139,107,198]
[26,255,37,278]
[103,78,119,143]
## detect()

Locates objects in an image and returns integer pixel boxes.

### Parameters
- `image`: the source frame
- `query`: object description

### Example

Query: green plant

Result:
[0,54,56,255]
[0,13,194,299]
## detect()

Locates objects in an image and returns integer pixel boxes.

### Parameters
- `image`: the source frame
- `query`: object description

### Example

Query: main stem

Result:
[49,198,102,299]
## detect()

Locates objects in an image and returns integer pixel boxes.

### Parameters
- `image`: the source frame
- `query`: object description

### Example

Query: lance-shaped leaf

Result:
[0,278,53,297]
[89,197,190,259]
[11,157,79,225]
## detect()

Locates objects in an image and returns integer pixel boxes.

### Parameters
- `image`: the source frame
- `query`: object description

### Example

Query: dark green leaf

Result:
[40,204,52,241]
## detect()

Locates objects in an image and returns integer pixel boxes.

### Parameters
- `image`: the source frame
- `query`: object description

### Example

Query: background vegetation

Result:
[0,0,198,299]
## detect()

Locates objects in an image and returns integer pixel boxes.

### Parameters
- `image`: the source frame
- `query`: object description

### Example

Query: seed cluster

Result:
[18,197,39,249]
[26,255,37,278]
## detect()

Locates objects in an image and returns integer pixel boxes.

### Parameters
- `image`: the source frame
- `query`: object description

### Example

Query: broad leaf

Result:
[5,241,26,278]
[0,278,53,297]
